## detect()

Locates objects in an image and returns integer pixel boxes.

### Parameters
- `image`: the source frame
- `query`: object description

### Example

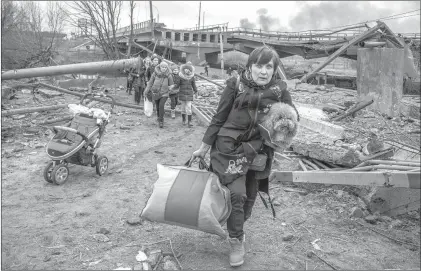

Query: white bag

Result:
[141,162,232,238]
[144,96,153,117]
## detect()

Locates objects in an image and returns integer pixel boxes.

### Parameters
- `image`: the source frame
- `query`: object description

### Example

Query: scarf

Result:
[154,65,171,78]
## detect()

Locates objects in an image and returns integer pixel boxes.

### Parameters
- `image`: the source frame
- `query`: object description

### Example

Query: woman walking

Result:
[172,62,197,127]
[191,46,299,267]
[144,62,174,128]
[131,63,146,105]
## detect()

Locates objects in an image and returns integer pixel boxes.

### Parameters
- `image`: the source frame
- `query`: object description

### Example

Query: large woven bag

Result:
[141,159,231,238]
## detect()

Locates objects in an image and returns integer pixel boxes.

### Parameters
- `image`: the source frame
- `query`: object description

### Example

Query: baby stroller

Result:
[43,93,115,185]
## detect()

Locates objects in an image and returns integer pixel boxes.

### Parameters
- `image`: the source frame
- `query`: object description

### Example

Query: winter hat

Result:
[170,64,178,71]
[151,54,159,61]
[159,62,169,69]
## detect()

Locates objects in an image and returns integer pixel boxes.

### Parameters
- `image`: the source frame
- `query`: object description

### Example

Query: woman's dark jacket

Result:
[202,71,299,193]
[175,68,197,101]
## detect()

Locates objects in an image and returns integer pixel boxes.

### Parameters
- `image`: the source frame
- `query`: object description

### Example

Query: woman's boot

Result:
[181,114,186,125]
[187,115,193,127]
[171,110,176,119]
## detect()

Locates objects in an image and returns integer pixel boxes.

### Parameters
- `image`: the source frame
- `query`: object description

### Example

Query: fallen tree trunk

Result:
[38,83,145,110]
[2,104,68,116]
[1,115,74,130]
[331,98,374,121]
[38,82,184,115]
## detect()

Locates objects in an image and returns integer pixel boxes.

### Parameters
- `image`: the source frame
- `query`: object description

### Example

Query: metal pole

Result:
[149,0,154,41]
[219,28,224,77]
[1,58,140,80]
[203,11,205,29]
[198,2,201,30]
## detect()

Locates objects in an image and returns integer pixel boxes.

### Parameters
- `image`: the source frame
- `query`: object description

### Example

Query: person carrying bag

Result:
[143,62,174,128]
[191,45,300,267]
[140,157,232,238]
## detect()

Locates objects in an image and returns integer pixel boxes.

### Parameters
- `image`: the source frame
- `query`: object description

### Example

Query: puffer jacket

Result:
[145,65,174,99]
[132,66,146,89]
[176,65,197,101]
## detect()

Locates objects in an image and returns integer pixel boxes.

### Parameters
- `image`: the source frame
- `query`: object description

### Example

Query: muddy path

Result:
[1,99,420,270]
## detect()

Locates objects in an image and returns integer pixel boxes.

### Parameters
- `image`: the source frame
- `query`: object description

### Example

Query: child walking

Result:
[169,64,180,119]
[173,62,197,127]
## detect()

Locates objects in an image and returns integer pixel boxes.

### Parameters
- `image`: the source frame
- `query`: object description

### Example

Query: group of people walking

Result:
[124,54,197,128]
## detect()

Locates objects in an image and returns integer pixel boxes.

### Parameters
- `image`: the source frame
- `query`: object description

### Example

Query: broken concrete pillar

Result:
[367,187,420,216]
[357,48,404,117]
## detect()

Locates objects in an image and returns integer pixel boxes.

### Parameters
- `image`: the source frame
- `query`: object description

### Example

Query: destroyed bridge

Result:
[112,19,419,68]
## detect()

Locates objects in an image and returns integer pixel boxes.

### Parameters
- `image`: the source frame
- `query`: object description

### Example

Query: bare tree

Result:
[1,1,67,69]
[1,0,25,35]
[65,1,124,60]
[46,2,67,50]
[127,0,136,58]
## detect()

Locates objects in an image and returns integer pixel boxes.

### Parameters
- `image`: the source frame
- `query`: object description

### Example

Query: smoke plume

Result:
[240,18,256,29]
[288,1,420,33]
[239,8,281,31]
[256,8,281,31]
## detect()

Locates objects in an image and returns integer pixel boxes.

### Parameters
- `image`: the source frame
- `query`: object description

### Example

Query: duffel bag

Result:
[140,158,232,238]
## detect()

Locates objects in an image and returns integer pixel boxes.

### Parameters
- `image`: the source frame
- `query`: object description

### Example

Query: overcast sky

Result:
[57,1,420,34]
[119,1,420,33]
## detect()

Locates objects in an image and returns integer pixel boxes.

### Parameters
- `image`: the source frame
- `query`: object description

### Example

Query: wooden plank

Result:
[191,104,211,125]
[271,171,420,189]
[298,159,308,171]
[301,158,320,170]
[2,104,68,116]
[310,158,330,169]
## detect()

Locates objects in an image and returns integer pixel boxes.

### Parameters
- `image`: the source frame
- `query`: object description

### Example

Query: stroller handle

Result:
[53,126,89,142]
[80,93,116,113]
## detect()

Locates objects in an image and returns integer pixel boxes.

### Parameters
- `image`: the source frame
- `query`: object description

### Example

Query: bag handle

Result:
[185,157,210,171]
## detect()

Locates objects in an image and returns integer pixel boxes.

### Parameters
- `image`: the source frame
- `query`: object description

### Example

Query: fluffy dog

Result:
[258,102,299,151]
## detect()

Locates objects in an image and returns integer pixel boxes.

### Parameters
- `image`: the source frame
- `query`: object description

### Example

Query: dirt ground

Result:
[1,88,420,270]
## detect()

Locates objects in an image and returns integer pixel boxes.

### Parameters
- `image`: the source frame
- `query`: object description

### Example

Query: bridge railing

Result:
[116,18,158,35]
[224,26,368,41]
[180,22,229,32]
[397,33,420,40]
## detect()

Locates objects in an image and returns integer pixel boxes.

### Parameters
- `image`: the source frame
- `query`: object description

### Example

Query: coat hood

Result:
[179,63,195,80]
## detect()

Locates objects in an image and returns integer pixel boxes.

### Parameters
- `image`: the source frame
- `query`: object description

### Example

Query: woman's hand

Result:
[191,142,211,161]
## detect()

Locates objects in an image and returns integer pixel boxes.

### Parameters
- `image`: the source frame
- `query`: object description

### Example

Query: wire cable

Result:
[328,8,421,30]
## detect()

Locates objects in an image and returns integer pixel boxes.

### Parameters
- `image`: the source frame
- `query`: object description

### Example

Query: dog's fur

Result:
[259,102,299,151]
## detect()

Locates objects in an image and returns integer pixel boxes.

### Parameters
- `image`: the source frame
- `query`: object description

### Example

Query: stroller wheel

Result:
[52,164,69,185]
[43,161,54,183]
[96,155,108,176]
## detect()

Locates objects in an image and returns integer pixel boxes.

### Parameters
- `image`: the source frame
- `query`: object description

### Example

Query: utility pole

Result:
[149,0,154,41]
[198,2,201,30]
[219,27,224,76]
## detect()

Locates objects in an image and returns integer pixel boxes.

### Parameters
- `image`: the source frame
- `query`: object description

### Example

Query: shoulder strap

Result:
[235,76,240,91]
[246,92,262,141]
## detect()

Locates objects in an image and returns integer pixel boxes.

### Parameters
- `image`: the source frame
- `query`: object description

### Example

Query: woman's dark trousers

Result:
[154,96,168,122]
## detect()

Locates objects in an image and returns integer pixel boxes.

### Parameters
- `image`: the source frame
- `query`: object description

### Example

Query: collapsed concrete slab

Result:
[291,126,365,167]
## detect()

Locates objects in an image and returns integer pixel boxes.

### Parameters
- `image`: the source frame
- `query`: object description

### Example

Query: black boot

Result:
[182,114,186,125]
[187,115,193,127]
